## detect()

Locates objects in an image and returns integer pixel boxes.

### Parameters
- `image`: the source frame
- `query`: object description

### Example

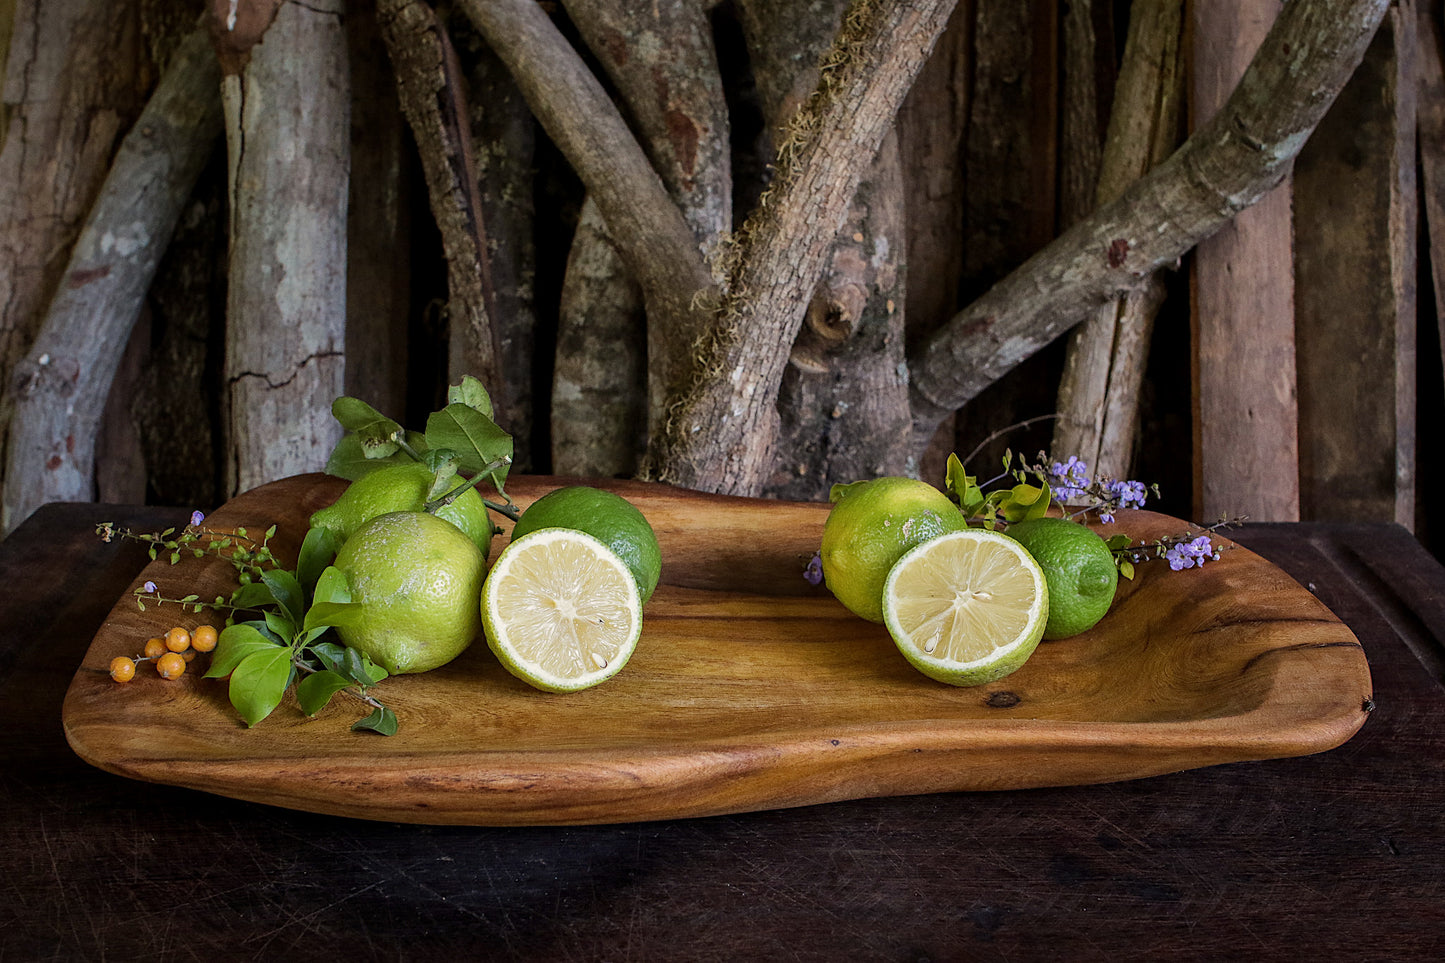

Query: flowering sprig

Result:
[100,518,398,735]
[98,511,278,585]
[940,449,1233,580]
[1103,517,1243,578]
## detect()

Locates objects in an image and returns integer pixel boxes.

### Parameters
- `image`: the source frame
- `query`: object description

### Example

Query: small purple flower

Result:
[1049,456,1090,500]
[1109,479,1148,510]
[803,552,824,586]
[190,510,205,527]
[1165,535,1217,571]
[1099,510,1115,524]
[142,580,158,594]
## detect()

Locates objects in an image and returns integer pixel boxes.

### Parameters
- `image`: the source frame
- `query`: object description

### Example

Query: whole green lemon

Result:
[332,510,485,674]
[820,477,968,623]
[310,461,496,559]
[507,486,662,602]
[1003,516,1118,639]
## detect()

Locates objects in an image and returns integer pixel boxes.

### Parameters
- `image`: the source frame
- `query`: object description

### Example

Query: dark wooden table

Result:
[3,503,1442,960]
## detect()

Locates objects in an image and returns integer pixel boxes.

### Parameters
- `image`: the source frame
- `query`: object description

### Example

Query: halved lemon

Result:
[481,529,643,692]
[882,528,1049,686]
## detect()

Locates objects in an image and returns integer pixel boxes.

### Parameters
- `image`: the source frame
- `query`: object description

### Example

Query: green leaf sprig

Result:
[324,374,519,523]
[202,525,398,734]
[943,451,1054,530]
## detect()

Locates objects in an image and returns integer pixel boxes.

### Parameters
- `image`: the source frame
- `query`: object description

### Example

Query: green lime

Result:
[508,486,661,603]
[820,477,967,623]
[311,462,496,558]
[482,528,644,692]
[1003,517,1118,639]
[332,510,485,674]
[883,528,1049,686]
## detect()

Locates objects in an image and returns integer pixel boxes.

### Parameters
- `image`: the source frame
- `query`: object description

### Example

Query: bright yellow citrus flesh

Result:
[883,528,1049,687]
[481,529,643,692]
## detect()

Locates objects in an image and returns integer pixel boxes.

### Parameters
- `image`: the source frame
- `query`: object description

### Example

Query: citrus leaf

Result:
[264,609,297,643]
[311,566,351,607]
[309,641,347,674]
[1105,534,1134,552]
[303,601,366,635]
[425,404,512,484]
[325,432,428,480]
[447,375,494,418]
[330,396,401,435]
[296,669,352,717]
[260,569,306,626]
[297,526,340,593]
[228,647,294,727]
[205,624,284,678]
[352,706,398,736]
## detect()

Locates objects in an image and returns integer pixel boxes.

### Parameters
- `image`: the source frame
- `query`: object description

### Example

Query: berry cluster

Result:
[109,624,218,683]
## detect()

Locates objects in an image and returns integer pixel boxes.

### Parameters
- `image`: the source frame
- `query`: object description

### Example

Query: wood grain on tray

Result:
[62,474,1372,825]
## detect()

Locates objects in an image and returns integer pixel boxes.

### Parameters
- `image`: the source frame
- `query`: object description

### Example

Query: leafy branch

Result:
[324,373,520,523]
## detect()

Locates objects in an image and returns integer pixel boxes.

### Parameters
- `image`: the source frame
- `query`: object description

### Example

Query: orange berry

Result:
[191,624,218,653]
[165,627,191,653]
[109,656,136,683]
[182,650,197,662]
[156,652,186,680]
[143,637,167,660]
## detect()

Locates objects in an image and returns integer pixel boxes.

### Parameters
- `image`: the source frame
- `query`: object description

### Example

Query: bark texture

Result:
[454,20,538,470]
[648,0,957,496]
[376,0,500,404]
[1,27,218,532]
[551,0,730,475]
[1052,0,1184,482]
[909,0,1392,448]
[740,0,911,498]
[218,0,348,495]
[459,0,716,395]
[0,0,149,484]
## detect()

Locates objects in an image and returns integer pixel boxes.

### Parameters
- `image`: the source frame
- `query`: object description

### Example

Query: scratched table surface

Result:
[2,502,1442,960]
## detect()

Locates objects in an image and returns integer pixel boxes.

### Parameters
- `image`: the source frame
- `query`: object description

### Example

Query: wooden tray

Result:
[63,474,1372,826]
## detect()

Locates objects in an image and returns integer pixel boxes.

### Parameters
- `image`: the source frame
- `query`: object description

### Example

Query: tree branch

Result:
[456,0,715,344]
[1051,0,1185,478]
[909,0,1391,445]
[645,0,956,495]
[1,28,221,532]
[376,0,503,399]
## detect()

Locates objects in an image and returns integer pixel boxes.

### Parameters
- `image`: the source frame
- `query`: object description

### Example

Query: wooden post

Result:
[216,0,349,495]
[1293,2,1417,526]
[1190,0,1301,522]
[1418,1,1445,414]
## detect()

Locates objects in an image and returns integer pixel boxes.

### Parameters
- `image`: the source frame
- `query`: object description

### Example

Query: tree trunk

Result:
[2,28,220,531]
[647,0,957,496]
[216,0,348,495]
[551,0,730,475]
[739,0,911,498]
[0,0,149,495]
[455,20,538,471]
[376,0,501,407]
